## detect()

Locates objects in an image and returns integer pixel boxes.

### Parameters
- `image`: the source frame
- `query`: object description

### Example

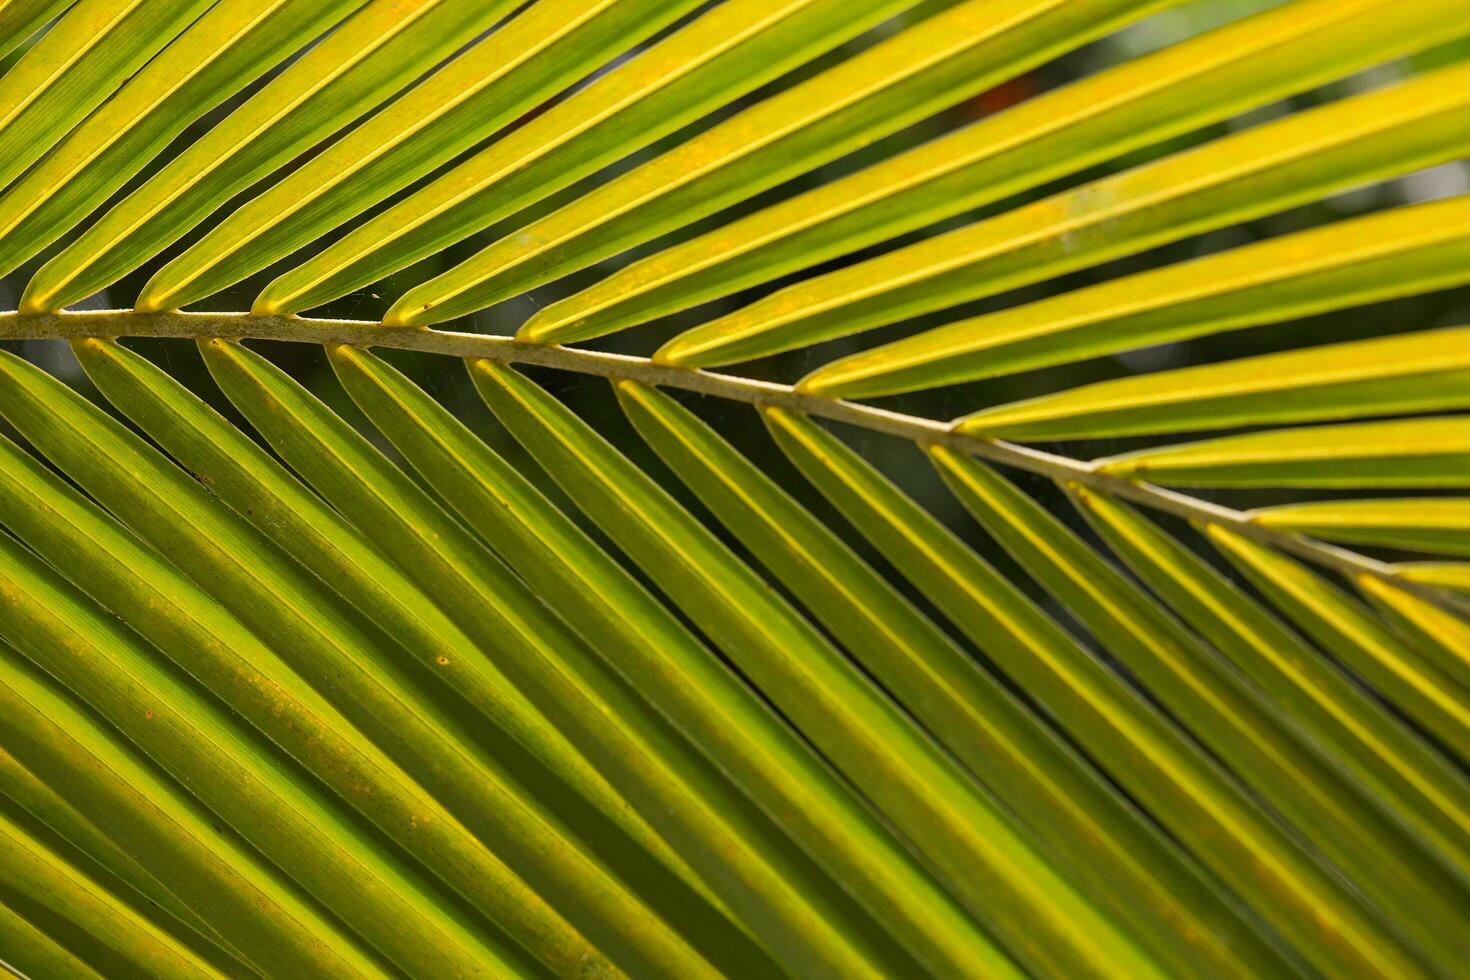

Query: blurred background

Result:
[3,0,1467,647]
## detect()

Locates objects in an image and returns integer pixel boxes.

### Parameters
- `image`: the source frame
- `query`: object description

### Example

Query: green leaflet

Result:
[801,193,1470,399]
[1064,490,1470,928]
[69,337,722,973]
[1100,416,1470,488]
[0,894,104,980]
[0,0,73,62]
[529,0,1470,349]
[0,0,369,277]
[327,344,903,979]
[1071,488,1470,886]
[0,364,546,975]
[614,381,1270,980]
[0,746,239,972]
[0,348,629,975]
[470,362,1047,980]
[1360,577,1470,693]
[961,324,1470,439]
[0,617,386,978]
[1208,528,1470,769]
[0,0,1465,969]
[136,0,703,314]
[1254,498,1470,559]
[389,0,1180,328]
[1403,563,1470,594]
[0,791,222,979]
[255,0,922,316]
[758,408,1299,976]
[656,18,1470,368]
[189,341,722,980]
[23,0,521,314]
[69,338,573,780]
[931,449,1445,978]
[0,0,213,195]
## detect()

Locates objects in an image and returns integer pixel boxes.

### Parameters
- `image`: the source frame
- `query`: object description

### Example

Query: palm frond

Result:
[531,0,1470,350]
[1,0,1468,977]
[1101,416,1470,487]
[656,33,1470,368]
[1254,498,1470,558]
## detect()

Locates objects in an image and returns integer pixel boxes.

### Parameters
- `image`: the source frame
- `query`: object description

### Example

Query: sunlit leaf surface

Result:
[0,1,1467,976]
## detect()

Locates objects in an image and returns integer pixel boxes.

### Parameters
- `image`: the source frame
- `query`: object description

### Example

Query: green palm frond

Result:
[1,0,1468,977]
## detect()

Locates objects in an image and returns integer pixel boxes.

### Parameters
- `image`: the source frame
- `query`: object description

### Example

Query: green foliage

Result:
[0,0,1467,977]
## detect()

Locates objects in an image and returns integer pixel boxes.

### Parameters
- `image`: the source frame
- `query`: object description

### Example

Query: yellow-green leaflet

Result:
[0,797,223,979]
[800,194,1470,399]
[0,892,103,980]
[616,382,1280,980]
[68,339,597,806]
[652,17,1470,368]
[327,345,899,979]
[760,407,1298,977]
[534,0,1470,349]
[0,593,389,978]
[0,0,213,195]
[22,0,522,314]
[1208,527,1470,771]
[192,341,725,980]
[471,362,1039,980]
[0,0,369,277]
[0,0,73,62]
[254,0,923,316]
[0,643,364,980]
[931,448,1441,978]
[1403,563,1470,594]
[1100,416,1470,488]
[327,343,1044,980]
[135,0,703,314]
[0,0,1468,971]
[0,350,583,977]
[0,744,232,967]
[69,337,756,976]
[1064,487,1470,905]
[961,324,1470,439]
[1073,487,1470,887]
[388,0,1180,329]
[1360,577,1470,694]
[1254,498,1470,559]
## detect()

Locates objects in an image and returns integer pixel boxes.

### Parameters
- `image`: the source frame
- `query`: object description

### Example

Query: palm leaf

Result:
[1,1,1468,977]
[1100,416,1470,487]
[656,37,1470,368]
[960,324,1470,439]
[1254,498,1470,558]
[529,0,1470,350]
[384,0,1179,329]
